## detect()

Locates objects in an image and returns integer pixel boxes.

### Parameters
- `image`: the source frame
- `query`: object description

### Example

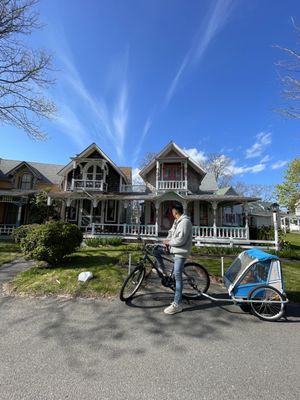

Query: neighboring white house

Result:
[281,200,300,233]
[223,200,277,229]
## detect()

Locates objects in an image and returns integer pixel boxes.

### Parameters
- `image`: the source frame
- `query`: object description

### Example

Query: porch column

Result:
[92,198,98,225]
[101,200,105,225]
[212,201,218,237]
[272,203,279,251]
[194,201,200,226]
[182,200,187,215]
[16,204,22,226]
[244,202,249,239]
[66,198,72,222]
[71,159,76,191]
[60,201,66,221]
[184,161,188,190]
[155,201,159,236]
[78,199,83,227]
[156,160,160,191]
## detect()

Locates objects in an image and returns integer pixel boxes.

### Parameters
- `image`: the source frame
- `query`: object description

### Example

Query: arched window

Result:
[86,165,103,181]
[19,173,33,190]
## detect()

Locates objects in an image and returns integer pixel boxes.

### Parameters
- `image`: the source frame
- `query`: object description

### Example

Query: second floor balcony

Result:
[69,179,108,192]
[157,180,187,191]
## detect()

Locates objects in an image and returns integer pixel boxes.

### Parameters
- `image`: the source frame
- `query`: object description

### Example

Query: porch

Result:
[84,222,249,241]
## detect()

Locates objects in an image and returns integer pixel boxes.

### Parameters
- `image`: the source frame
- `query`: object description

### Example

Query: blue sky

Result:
[1,0,300,185]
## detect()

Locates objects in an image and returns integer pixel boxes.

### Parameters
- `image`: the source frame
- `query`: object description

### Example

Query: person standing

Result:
[155,203,193,315]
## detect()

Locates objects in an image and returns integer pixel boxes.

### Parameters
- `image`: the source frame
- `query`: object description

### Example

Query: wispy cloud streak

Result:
[165,0,234,106]
[246,132,272,159]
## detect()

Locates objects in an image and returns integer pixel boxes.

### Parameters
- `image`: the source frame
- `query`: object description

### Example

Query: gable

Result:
[58,143,130,183]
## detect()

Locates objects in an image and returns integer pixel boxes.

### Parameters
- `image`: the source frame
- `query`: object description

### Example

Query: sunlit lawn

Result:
[7,240,300,302]
[0,241,21,266]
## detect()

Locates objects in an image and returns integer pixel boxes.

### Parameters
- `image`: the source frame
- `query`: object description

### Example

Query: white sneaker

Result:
[164,302,183,315]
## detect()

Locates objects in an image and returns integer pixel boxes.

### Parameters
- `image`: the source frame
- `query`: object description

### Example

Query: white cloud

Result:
[165,0,234,106]
[271,160,289,169]
[55,104,92,147]
[132,167,143,184]
[113,81,129,158]
[245,132,272,159]
[229,162,266,175]
[57,52,129,160]
[260,154,271,163]
[184,148,207,166]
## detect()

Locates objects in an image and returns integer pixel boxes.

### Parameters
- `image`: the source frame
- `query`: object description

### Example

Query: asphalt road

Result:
[0,278,299,400]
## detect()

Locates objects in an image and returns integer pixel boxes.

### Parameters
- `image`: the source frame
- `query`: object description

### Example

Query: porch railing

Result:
[70,179,108,191]
[192,226,248,239]
[0,224,16,235]
[157,180,188,190]
[85,223,157,236]
[120,185,147,193]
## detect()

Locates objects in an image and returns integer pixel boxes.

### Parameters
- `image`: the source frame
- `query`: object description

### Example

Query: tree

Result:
[274,19,300,118]
[0,0,56,139]
[276,158,300,212]
[203,153,233,187]
[139,152,156,170]
[234,181,276,202]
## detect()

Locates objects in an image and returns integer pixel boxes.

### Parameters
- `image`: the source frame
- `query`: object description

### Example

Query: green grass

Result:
[9,247,140,298]
[0,241,21,266]
[8,243,300,302]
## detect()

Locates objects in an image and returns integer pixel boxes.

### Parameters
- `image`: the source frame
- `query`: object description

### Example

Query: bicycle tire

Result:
[247,285,286,322]
[119,265,146,301]
[182,262,210,299]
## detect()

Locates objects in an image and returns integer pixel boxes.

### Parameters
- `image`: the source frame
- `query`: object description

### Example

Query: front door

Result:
[162,164,182,181]
[161,201,176,230]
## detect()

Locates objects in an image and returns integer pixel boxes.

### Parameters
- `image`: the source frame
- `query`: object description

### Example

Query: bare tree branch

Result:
[0,0,56,139]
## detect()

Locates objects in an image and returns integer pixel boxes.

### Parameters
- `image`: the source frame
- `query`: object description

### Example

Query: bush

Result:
[84,237,123,247]
[20,221,83,265]
[12,224,39,244]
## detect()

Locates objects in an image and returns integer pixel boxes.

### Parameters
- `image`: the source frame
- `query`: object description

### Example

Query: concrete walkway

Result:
[0,258,35,293]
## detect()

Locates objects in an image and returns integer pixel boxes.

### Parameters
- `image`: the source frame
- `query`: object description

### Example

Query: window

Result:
[19,173,33,190]
[86,165,103,181]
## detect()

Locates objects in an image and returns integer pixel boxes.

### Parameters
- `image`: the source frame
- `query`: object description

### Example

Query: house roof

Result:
[215,186,238,196]
[57,143,130,184]
[0,159,64,185]
[199,173,218,192]
[139,141,206,177]
[120,167,132,183]
[247,201,275,216]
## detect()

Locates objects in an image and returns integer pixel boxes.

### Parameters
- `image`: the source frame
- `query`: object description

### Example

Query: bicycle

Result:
[119,243,210,302]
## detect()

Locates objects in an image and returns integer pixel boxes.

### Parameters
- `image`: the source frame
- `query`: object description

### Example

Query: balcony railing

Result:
[70,179,107,192]
[120,184,147,193]
[157,180,188,191]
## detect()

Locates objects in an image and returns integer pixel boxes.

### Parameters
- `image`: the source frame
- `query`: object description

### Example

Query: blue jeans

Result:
[173,256,186,305]
[154,246,185,305]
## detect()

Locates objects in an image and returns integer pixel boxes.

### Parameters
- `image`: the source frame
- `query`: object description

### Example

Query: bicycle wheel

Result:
[119,265,145,301]
[247,285,286,322]
[182,262,210,299]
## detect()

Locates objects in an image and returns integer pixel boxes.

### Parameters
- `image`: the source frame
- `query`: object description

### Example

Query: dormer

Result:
[5,162,41,191]
[139,141,207,194]
[58,143,131,193]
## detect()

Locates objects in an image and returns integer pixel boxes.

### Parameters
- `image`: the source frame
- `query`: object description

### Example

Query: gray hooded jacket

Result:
[167,214,193,258]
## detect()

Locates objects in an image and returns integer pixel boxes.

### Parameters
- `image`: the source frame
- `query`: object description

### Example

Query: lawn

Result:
[7,242,300,302]
[0,241,21,266]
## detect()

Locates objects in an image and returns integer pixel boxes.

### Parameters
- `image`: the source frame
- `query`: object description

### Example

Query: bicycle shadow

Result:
[125,286,300,322]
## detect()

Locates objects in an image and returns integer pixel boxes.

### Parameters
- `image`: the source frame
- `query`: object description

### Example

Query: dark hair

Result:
[172,202,183,215]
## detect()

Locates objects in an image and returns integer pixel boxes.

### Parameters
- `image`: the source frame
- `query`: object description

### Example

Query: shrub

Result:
[12,224,39,244]
[84,236,123,247]
[20,221,83,265]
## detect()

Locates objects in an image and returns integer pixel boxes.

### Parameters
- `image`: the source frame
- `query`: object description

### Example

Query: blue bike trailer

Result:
[223,248,284,298]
